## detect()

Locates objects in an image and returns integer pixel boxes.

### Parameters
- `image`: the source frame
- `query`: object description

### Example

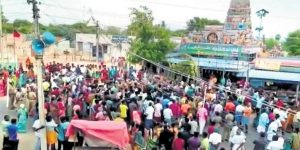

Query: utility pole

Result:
[87,15,103,62]
[27,0,47,150]
[0,0,3,64]
[96,20,100,62]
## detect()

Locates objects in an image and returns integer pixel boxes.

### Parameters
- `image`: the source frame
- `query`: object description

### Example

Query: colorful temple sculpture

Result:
[167,0,261,79]
[167,0,300,97]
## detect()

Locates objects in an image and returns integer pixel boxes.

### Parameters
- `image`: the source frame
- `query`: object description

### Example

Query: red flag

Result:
[13,30,21,38]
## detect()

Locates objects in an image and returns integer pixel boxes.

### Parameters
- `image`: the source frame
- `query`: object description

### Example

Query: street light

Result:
[256,9,269,39]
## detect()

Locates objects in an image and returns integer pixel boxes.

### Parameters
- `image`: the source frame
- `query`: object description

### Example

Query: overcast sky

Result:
[2,0,300,38]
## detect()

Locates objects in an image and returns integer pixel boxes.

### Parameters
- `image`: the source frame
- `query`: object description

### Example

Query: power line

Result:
[41,13,128,30]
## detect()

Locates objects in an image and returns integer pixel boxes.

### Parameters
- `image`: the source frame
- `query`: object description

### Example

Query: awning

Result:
[167,57,248,71]
[237,69,300,83]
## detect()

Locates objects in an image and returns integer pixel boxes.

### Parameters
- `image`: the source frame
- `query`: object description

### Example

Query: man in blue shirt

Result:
[56,116,70,150]
[162,95,170,109]
[6,118,18,150]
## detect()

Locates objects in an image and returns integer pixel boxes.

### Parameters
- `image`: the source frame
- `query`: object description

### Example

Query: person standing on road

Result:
[56,116,70,150]
[230,128,246,150]
[163,105,173,125]
[187,131,200,150]
[208,129,222,150]
[253,132,267,150]
[291,128,300,150]
[32,117,45,150]
[2,115,10,148]
[17,104,28,133]
[197,102,208,135]
[242,103,252,133]
[257,109,269,133]
[6,118,19,150]
[223,112,234,141]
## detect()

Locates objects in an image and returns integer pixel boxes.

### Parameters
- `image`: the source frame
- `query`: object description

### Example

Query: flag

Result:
[13,30,21,38]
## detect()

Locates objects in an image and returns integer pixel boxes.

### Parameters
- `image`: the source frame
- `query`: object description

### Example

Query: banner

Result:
[255,59,281,71]
[180,43,242,57]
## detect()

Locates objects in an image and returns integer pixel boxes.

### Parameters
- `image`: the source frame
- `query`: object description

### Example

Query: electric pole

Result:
[27,0,47,150]
[87,16,103,63]
[0,0,3,64]
[96,20,100,62]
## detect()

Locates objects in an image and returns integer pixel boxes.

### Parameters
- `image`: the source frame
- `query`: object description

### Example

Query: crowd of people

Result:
[1,60,300,150]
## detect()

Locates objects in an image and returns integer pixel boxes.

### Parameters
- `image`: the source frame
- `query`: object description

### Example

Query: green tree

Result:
[104,26,122,35]
[171,29,187,37]
[187,17,222,32]
[1,13,8,23]
[265,38,278,50]
[13,19,33,34]
[284,30,300,56]
[127,6,175,64]
[171,54,199,77]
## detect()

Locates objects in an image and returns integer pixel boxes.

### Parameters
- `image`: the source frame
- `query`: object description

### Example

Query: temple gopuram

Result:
[167,0,262,80]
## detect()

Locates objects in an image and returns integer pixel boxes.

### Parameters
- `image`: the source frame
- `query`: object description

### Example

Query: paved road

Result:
[0,97,35,150]
[0,96,261,150]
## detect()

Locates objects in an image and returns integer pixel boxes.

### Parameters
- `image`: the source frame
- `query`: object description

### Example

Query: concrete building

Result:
[75,33,130,64]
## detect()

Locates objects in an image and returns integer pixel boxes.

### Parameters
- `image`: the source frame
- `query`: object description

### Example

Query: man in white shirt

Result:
[189,116,198,135]
[230,125,245,142]
[144,103,154,130]
[209,129,222,150]
[2,115,10,146]
[80,65,86,74]
[32,119,45,150]
[267,121,279,141]
[163,106,173,125]
[230,129,246,150]
[267,135,284,150]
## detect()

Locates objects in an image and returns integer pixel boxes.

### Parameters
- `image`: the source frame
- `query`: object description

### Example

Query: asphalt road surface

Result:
[0,96,261,150]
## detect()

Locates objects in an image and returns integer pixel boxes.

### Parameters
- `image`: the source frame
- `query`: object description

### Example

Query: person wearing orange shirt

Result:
[225,99,235,113]
[181,100,191,116]
[242,103,252,133]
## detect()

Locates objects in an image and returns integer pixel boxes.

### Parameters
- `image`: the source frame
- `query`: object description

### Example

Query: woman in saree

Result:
[18,72,27,88]
[0,75,6,96]
[17,104,28,133]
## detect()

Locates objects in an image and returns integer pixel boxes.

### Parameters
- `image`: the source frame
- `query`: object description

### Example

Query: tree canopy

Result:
[171,54,199,77]
[265,38,278,50]
[127,6,175,64]
[284,30,300,56]
[1,16,124,41]
[186,17,223,32]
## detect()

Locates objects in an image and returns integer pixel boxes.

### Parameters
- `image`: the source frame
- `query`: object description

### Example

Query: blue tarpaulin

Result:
[237,69,300,83]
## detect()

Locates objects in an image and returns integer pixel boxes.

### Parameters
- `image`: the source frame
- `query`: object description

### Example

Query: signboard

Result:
[255,59,281,71]
[112,35,128,43]
[179,43,242,57]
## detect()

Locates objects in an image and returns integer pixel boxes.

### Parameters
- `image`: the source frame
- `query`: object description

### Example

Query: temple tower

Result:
[224,0,251,30]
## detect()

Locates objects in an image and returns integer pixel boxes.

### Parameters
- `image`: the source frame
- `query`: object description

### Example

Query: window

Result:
[77,42,83,51]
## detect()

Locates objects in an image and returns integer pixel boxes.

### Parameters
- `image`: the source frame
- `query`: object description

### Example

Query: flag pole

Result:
[14,35,16,63]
